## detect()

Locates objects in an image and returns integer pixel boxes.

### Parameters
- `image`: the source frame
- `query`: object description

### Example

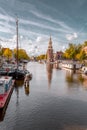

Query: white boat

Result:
[0,76,15,109]
[61,62,81,70]
[81,66,87,75]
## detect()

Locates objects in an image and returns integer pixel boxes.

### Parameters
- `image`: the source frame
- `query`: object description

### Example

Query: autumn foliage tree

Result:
[13,48,30,61]
[76,50,86,61]
[63,43,85,60]
[36,54,46,61]
[3,48,12,61]
[0,48,4,57]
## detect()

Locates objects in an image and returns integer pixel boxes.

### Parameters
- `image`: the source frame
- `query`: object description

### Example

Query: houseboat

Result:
[61,61,81,70]
[81,66,87,75]
[0,76,15,110]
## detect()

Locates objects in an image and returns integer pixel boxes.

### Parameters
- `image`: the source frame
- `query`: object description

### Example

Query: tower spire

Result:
[46,36,54,62]
[48,36,52,48]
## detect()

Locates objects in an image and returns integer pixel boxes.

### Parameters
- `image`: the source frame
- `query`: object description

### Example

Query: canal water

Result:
[0,62,87,130]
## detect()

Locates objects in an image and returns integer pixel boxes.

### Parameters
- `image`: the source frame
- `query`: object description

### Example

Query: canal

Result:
[0,62,87,130]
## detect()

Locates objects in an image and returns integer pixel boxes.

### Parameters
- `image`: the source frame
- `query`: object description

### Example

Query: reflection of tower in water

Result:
[46,64,53,88]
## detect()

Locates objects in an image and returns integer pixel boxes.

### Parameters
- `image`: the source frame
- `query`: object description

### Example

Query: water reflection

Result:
[15,80,24,87]
[46,63,53,88]
[82,74,87,90]
[1,62,87,129]
[53,62,61,69]
[24,84,30,96]
[0,109,5,122]
[65,69,84,88]
[14,86,19,106]
[14,80,24,106]
[64,125,87,130]
[53,62,59,69]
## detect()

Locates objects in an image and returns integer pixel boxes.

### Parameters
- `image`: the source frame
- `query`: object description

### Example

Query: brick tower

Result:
[46,36,54,62]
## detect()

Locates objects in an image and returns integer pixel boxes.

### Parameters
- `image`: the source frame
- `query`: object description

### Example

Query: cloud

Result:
[20,18,70,34]
[9,35,16,42]
[36,36,42,42]
[0,13,15,35]
[30,10,73,32]
[66,32,78,41]
[0,12,14,22]
[0,0,86,56]
[36,36,48,43]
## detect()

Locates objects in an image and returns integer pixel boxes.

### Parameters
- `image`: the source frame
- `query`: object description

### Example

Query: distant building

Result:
[46,37,63,62]
[46,36,54,62]
[56,51,63,60]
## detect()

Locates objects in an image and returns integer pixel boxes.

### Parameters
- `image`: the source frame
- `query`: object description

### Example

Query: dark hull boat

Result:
[7,69,25,80]
[7,69,32,80]
[6,19,32,80]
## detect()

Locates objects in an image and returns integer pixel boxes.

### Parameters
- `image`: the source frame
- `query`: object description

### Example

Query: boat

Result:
[7,18,32,80]
[62,63,75,69]
[0,19,32,80]
[61,61,81,70]
[0,69,8,76]
[7,69,25,80]
[0,76,15,110]
[20,59,29,64]
[81,66,87,75]
[0,63,17,76]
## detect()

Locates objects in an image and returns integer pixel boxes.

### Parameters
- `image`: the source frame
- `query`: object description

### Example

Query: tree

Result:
[76,50,86,61]
[0,48,4,56]
[13,48,30,61]
[3,48,12,61]
[36,54,46,61]
[63,43,77,59]
[63,43,83,60]
[83,41,87,47]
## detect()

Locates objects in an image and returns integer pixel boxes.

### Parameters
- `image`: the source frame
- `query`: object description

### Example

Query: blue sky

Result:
[0,0,87,56]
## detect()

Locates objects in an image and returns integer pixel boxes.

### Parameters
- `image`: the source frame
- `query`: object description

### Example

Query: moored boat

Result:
[7,18,32,80]
[7,69,25,80]
[81,66,87,75]
[61,61,81,70]
[7,69,32,80]
[0,76,15,110]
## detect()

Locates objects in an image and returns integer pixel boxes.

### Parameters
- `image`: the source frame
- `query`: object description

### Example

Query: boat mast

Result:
[16,18,18,69]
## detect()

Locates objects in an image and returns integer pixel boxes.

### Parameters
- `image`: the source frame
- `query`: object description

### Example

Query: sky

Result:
[0,0,87,56]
